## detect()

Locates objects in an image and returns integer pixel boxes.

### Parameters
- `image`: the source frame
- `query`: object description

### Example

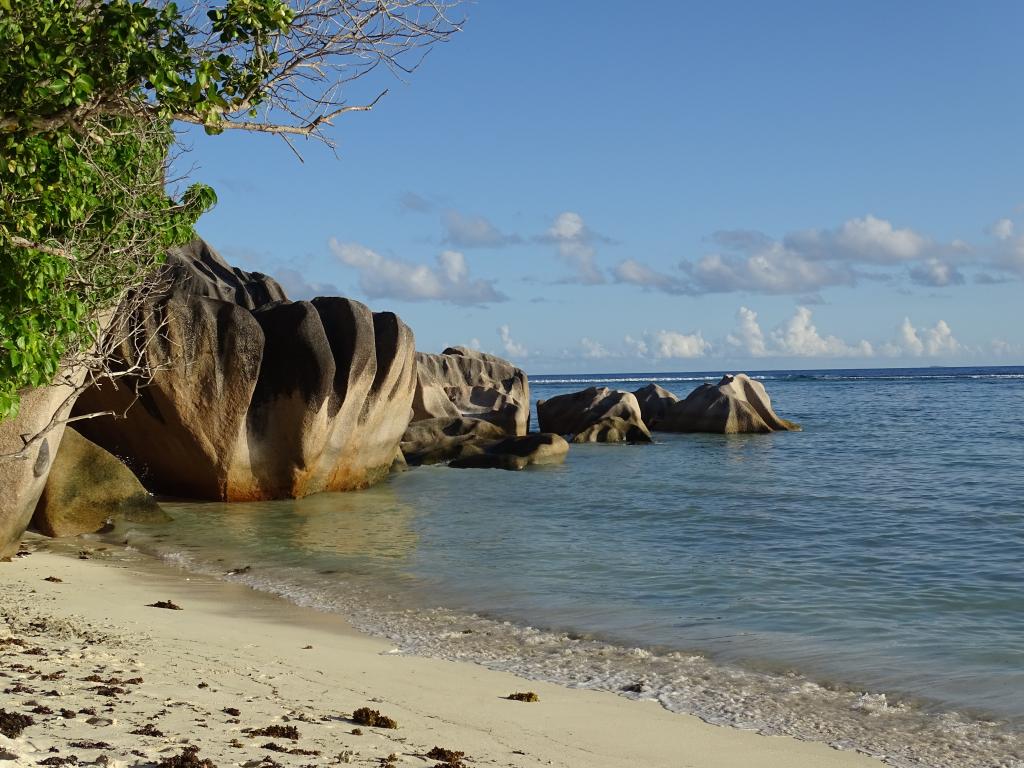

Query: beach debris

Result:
[0,708,34,738]
[43,576,63,583]
[226,565,252,575]
[426,746,467,767]
[156,746,217,768]
[350,728,363,735]
[197,681,209,688]
[244,724,300,740]
[130,723,165,736]
[505,691,539,702]
[301,645,313,650]
[78,551,90,560]
[59,708,76,719]
[37,757,78,766]
[223,707,241,717]
[85,716,113,726]
[351,707,398,729]
[30,704,54,715]
[91,685,127,697]
[261,743,321,756]
[68,741,112,750]
[146,600,183,610]
[16,547,32,558]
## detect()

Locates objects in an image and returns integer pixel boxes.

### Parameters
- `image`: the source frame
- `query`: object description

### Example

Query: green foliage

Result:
[0,0,294,421]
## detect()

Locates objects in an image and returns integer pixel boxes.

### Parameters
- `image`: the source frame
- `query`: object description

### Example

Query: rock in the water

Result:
[448,433,569,471]
[0,379,82,559]
[571,416,651,444]
[412,347,530,435]
[632,383,680,430]
[401,417,508,466]
[658,373,800,434]
[536,386,651,443]
[32,428,164,538]
[73,240,417,501]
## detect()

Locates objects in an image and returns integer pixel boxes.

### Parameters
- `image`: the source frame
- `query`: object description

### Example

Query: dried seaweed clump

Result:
[506,691,539,702]
[351,707,399,729]
[0,708,34,738]
[427,746,467,766]
[146,600,183,610]
[156,746,216,768]
[244,724,300,740]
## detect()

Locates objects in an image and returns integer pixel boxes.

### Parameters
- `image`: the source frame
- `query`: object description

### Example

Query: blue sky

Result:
[184,1,1024,373]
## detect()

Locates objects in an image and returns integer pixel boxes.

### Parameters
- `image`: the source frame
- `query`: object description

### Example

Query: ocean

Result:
[107,366,1024,768]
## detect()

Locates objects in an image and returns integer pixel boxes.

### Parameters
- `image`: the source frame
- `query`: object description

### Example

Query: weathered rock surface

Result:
[32,428,164,538]
[0,378,82,558]
[164,239,287,310]
[412,347,530,435]
[401,417,508,466]
[658,373,800,434]
[73,240,417,500]
[632,383,680,430]
[448,433,569,471]
[536,386,652,443]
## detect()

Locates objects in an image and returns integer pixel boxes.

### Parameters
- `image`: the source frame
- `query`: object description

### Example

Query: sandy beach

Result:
[0,539,889,768]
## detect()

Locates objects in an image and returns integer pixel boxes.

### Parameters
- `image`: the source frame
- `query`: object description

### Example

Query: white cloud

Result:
[653,330,710,359]
[330,239,507,305]
[612,259,689,294]
[623,334,648,358]
[542,211,606,284]
[684,243,853,295]
[991,218,1014,241]
[884,317,962,357]
[441,210,520,248]
[726,306,768,357]
[908,258,964,287]
[770,307,873,358]
[499,324,528,358]
[580,337,610,359]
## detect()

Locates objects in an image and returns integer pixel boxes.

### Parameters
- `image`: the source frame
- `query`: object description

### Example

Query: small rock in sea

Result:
[350,707,398,729]
[226,565,251,575]
[43,576,63,583]
[0,708,34,738]
[505,691,540,702]
[146,600,183,610]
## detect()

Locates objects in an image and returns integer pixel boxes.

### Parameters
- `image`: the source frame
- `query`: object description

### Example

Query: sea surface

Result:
[109,366,1024,768]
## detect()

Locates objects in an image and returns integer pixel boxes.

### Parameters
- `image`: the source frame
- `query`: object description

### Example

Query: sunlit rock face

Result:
[412,346,530,436]
[73,240,416,501]
[537,386,651,444]
[657,374,801,434]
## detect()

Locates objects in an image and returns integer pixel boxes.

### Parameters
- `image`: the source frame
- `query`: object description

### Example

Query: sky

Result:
[182,1,1024,373]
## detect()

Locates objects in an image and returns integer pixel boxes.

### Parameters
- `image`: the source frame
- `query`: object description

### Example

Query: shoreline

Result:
[0,540,889,768]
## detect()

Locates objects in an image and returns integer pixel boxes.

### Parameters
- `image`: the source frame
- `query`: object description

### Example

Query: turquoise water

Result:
[115,366,1024,767]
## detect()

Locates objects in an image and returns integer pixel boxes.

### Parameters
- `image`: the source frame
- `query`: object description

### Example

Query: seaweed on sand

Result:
[351,707,398,729]
[505,691,539,702]
[0,708,34,738]
[156,746,216,768]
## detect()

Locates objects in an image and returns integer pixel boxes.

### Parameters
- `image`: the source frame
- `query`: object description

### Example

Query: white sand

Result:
[0,543,887,768]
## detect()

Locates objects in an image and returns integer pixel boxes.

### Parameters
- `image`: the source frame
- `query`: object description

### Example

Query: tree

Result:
[0,0,460,444]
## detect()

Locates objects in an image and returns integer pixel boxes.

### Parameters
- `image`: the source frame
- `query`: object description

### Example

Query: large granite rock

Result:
[0,378,82,559]
[412,347,530,435]
[658,374,800,434]
[401,416,508,466]
[632,383,680,430]
[73,240,417,501]
[536,386,652,443]
[32,428,163,538]
[448,433,569,471]
[163,239,287,309]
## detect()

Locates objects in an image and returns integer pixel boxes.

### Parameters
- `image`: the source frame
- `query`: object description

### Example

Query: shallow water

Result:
[113,365,1024,767]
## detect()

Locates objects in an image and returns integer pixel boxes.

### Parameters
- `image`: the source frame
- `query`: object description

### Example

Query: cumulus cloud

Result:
[725,306,768,357]
[683,243,854,295]
[785,215,928,263]
[882,317,962,357]
[441,210,521,248]
[908,258,965,287]
[771,307,874,357]
[580,337,610,359]
[623,334,648,358]
[612,258,689,294]
[991,218,1014,241]
[330,239,507,305]
[652,330,710,359]
[540,211,606,284]
[499,324,528,358]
